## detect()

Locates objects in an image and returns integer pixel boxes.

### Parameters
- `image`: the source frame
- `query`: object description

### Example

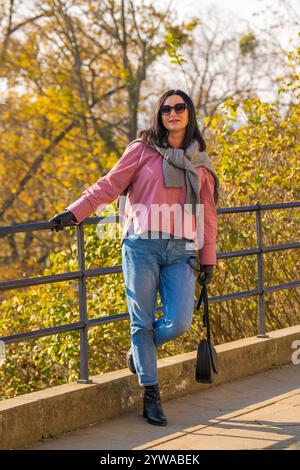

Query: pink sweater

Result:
[66,141,218,265]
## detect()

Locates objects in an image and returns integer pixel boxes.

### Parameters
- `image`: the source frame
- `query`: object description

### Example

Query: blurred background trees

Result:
[0,0,299,398]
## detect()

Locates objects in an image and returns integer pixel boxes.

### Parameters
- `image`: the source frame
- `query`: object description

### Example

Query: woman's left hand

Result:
[187,257,214,285]
[197,265,214,286]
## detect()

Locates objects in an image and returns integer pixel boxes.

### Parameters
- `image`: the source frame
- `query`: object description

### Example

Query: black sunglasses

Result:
[160,103,187,116]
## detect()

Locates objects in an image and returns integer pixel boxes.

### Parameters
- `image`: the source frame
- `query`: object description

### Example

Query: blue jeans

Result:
[121,232,196,386]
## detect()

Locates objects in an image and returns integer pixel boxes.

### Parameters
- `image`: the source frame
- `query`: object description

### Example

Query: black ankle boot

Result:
[127,348,136,374]
[143,384,167,426]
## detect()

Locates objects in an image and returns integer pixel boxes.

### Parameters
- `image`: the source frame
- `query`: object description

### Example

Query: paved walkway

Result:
[27,363,300,450]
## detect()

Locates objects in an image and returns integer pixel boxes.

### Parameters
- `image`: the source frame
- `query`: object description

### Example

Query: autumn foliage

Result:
[0,2,299,399]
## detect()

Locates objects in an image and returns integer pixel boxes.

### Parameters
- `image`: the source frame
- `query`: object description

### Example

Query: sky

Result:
[176,0,276,18]
[143,0,299,103]
[152,0,299,48]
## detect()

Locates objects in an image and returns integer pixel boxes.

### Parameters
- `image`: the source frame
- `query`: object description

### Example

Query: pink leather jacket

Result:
[66,140,218,265]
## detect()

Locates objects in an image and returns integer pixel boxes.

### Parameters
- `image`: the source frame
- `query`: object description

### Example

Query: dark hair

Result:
[137,89,206,151]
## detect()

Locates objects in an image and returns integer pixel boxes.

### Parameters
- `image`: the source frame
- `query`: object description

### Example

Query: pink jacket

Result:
[66,141,218,265]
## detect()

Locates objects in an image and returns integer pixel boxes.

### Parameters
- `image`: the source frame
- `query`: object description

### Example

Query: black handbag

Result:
[195,283,219,384]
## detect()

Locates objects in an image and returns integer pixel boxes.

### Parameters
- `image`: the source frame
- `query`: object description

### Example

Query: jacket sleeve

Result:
[198,167,218,266]
[65,142,144,224]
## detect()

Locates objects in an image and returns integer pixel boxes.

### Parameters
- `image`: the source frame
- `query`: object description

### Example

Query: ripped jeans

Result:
[121,232,196,386]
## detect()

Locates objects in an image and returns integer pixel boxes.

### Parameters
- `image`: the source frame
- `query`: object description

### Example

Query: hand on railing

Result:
[48,209,77,232]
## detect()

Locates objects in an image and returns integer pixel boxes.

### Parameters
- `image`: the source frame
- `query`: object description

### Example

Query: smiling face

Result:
[160,94,189,135]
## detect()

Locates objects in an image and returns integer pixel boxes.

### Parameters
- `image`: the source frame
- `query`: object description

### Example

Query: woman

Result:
[49,89,219,427]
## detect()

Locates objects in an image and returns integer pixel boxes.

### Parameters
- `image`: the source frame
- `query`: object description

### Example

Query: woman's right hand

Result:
[48,209,77,232]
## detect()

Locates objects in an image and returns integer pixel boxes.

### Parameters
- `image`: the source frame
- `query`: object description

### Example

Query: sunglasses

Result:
[160,103,187,116]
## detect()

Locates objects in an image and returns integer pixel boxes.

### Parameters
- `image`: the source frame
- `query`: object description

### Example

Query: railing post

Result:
[76,223,93,384]
[255,204,269,338]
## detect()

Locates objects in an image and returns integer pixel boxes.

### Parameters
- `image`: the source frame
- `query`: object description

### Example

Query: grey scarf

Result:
[127,138,219,215]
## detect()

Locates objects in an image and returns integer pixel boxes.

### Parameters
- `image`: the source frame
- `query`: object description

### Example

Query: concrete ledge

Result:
[0,325,299,449]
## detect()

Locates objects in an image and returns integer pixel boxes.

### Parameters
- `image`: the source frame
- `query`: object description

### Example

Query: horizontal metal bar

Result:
[207,288,260,303]
[26,280,297,335]
[85,266,123,278]
[2,240,298,293]
[1,279,298,345]
[0,271,83,292]
[0,220,77,236]
[0,202,299,236]
[217,201,300,215]
[217,248,260,259]
[0,267,124,292]
[264,280,300,293]
[218,242,300,260]
[263,242,300,253]
[87,313,130,327]
[0,216,122,236]
[205,281,300,304]
[82,291,262,326]
[0,321,85,344]
[255,201,300,211]
[81,215,122,226]
[217,205,259,215]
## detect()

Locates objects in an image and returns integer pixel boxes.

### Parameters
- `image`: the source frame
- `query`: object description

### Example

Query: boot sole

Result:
[145,417,168,426]
[143,411,168,426]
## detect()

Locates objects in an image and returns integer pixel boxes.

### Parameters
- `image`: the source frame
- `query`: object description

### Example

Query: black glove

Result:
[48,209,77,232]
[187,256,214,286]
[197,265,214,286]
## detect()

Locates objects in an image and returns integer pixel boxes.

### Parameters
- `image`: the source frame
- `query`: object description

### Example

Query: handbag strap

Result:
[196,284,211,342]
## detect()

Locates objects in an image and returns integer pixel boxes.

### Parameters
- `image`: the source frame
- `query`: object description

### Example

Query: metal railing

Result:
[0,201,299,383]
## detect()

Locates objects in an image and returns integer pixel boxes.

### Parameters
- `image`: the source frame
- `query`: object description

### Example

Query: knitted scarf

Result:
[126,138,219,215]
